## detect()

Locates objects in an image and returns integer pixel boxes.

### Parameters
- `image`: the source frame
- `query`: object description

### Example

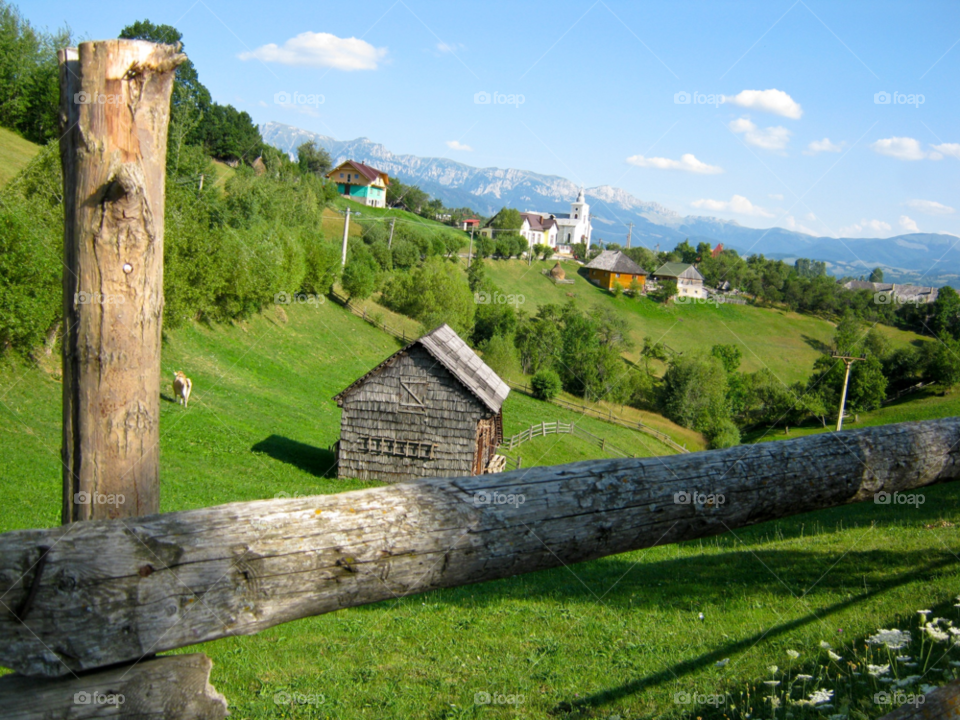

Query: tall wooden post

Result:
[341,208,351,265]
[58,40,184,522]
[833,353,865,432]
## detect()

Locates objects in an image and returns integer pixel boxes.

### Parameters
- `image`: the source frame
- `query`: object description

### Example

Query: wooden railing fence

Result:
[0,38,953,720]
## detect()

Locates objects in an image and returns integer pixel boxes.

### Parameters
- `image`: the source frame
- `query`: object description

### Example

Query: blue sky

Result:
[27,0,960,238]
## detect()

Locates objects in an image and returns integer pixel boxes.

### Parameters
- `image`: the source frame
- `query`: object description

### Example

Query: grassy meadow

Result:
[0,126,41,186]
[484,258,923,385]
[2,298,959,719]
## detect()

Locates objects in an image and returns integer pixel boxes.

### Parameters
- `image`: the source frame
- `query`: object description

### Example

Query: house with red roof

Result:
[326,160,390,208]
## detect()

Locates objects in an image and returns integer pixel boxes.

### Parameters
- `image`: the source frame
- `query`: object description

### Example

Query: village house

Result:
[325,160,390,208]
[652,262,707,298]
[461,217,481,231]
[479,188,592,253]
[584,250,648,291]
[842,280,939,304]
[333,324,510,483]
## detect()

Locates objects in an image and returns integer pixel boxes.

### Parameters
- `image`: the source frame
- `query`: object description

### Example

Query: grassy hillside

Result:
[485,258,923,385]
[2,300,959,718]
[0,126,40,186]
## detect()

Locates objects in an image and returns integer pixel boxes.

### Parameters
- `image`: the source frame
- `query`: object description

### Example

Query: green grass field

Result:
[2,299,959,719]
[0,126,41,186]
[484,259,923,385]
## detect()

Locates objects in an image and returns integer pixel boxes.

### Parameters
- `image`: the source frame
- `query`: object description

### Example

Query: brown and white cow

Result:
[173,371,192,408]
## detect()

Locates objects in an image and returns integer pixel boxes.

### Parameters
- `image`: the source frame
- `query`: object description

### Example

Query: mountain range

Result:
[260,121,960,287]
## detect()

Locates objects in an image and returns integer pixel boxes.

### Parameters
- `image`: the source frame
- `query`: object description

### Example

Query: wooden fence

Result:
[500,420,636,458]
[507,381,690,454]
[0,39,951,719]
[327,289,417,343]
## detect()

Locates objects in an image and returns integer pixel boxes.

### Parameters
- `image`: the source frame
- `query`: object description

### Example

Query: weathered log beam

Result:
[0,654,227,719]
[1,418,958,677]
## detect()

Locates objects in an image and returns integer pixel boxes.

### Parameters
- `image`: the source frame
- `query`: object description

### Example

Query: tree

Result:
[473,280,517,346]
[341,247,378,301]
[479,333,519,378]
[531,369,562,401]
[650,278,677,304]
[930,286,960,339]
[674,239,698,264]
[711,344,742,373]
[467,257,486,292]
[928,335,960,389]
[380,257,475,336]
[869,267,884,283]
[491,208,523,231]
[658,354,735,448]
[571,242,588,260]
[297,141,331,176]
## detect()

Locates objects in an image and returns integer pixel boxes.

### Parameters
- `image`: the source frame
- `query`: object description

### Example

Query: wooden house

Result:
[652,262,706,298]
[333,324,510,483]
[584,250,648,291]
[325,160,390,208]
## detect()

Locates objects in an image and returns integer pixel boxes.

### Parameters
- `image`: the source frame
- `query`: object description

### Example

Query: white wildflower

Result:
[866,629,912,650]
[918,609,932,619]
[715,658,729,667]
[896,656,913,662]
[920,683,937,694]
[763,680,781,686]
[894,675,921,687]
[828,650,842,661]
[796,674,814,681]
[925,623,949,643]
[787,649,800,659]
[767,665,779,675]
[868,664,890,676]
[766,696,781,708]
[809,688,834,705]
[819,640,832,649]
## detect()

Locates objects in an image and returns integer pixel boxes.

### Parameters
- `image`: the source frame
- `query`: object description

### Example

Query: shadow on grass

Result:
[251,435,338,478]
[549,556,959,718]
[801,334,831,354]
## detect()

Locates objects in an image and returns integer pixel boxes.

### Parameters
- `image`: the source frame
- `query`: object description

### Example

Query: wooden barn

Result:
[333,324,510,483]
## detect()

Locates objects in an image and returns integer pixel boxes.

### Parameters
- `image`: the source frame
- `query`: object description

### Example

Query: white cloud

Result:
[906,199,955,215]
[839,218,893,237]
[691,194,772,217]
[804,138,844,155]
[436,41,465,53]
[899,215,920,232]
[870,137,932,161]
[239,32,387,70]
[729,117,791,150]
[723,89,802,119]
[626,153,723,174]
[769,193,784,200]
[932,143,960,159]
[445,140,473,151]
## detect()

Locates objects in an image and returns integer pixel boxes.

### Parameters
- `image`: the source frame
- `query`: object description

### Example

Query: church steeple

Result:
[577,186,585,202]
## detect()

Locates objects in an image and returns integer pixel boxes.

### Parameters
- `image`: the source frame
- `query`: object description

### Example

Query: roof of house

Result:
[327,160,389,184]
[521,212,544,231]
[653,262,704,281]
[333,324,509,414]
[843,280,938,301]
[584,250,648,275]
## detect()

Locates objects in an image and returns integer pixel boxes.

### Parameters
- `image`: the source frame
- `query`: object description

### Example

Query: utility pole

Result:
[198,173,204,192]
[341,208,351,266]
[833,353,866,431]
[468,228,474,268]
[626,221,634,249]
[388,217,396,249]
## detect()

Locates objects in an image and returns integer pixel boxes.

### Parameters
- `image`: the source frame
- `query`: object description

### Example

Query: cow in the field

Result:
[173,371,192,408]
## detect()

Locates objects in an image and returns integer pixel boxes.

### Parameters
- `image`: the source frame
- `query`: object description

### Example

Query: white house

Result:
[482,189,592,254]
[652,262,707,299]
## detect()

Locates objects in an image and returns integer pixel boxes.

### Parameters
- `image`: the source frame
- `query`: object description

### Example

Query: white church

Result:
[482,188,592,255]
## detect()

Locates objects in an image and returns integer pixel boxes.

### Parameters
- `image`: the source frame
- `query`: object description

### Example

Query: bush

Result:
[380,256,475,336]
[480,333,519,378]
[531,369,562,401]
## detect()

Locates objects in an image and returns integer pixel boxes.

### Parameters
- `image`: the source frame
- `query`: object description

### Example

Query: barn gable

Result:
[333,325,510,483]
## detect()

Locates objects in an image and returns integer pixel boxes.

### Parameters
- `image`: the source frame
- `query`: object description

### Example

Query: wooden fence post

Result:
[58,39,184,522]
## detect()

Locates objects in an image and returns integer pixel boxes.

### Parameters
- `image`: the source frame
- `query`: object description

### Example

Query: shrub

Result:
[531,369,562,401]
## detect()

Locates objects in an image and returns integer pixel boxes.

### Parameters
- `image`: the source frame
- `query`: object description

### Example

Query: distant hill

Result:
[261,121,960,287]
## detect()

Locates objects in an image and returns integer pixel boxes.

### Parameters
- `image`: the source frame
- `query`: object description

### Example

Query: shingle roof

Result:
[327,160,388,184]
[653,262,704,281]
[334,324,510,413]
[584,251,648,275]
[521,213,544,231]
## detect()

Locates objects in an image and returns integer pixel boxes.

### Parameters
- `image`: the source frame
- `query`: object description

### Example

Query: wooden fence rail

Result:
[327,289,416,343]
[2,417,959,679]
[507,381,690,454]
